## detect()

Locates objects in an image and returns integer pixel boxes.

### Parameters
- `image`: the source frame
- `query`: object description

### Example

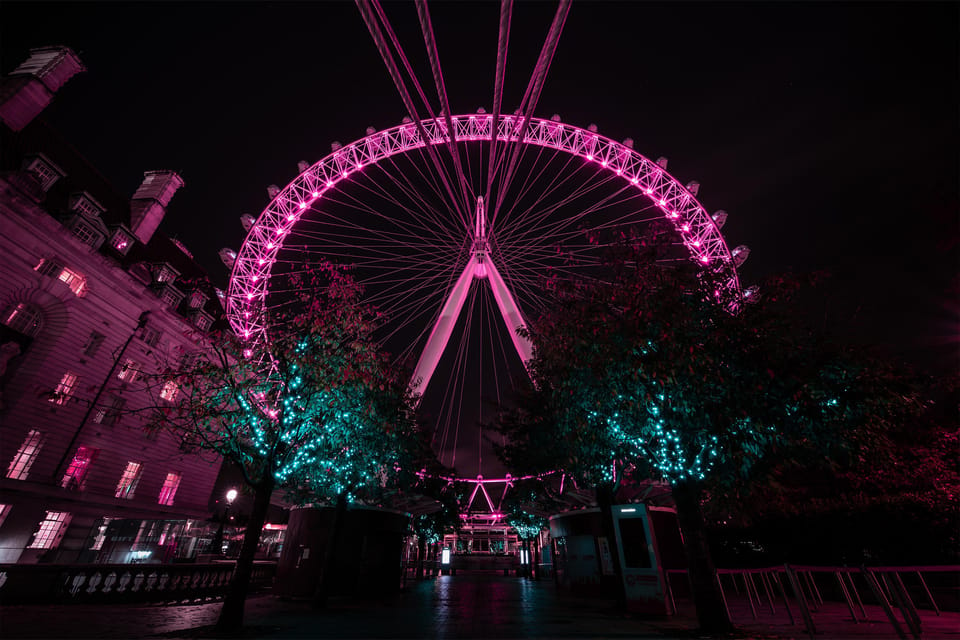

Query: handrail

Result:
[663,564,957,640]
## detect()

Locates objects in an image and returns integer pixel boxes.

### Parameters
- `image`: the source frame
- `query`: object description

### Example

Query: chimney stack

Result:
[130,171,185,244]
[0,46,85,131]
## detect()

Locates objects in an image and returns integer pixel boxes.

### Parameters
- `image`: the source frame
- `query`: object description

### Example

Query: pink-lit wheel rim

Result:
[229,114,740,339]
[227,114,742,464]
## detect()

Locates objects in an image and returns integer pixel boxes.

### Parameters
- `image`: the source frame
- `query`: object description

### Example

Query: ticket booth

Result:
[550,504,683,614]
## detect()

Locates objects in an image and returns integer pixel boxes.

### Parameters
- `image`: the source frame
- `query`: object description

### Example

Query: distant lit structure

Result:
[0,47,223,564]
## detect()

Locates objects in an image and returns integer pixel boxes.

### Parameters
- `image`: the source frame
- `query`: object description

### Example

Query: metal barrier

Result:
[0,561,277,605]
[664,564,959,640]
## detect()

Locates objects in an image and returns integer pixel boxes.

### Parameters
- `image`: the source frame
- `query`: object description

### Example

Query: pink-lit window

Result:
[50,371,79,405]
[189,291,208,309]
[117,358,141,382]
[159,380,179,402]
[111,230,132,254]
[2,302,43,337]
[6,429,43,480]
[28,511,72,549]
[57,267,87,297]
[61,446,97,490]
[158,472,182,506]
[90,517,114,550]
[115,462,143,499]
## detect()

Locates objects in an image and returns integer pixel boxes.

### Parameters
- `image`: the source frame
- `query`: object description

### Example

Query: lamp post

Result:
[212,488,238,555]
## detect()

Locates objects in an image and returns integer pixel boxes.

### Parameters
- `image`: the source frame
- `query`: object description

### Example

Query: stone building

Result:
[0,46,224,564]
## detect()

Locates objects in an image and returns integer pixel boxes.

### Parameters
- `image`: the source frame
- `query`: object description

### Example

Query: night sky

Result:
[3,2,957,477]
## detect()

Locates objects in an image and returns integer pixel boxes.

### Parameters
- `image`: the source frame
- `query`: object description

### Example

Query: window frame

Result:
[114,461,143,499]
[6,429,44,480]
[157,472,182,506]
[27,511,72,549]
[60,446,97,490]
[50,371,79,405]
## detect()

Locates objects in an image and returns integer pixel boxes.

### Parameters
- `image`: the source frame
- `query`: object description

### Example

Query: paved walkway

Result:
[1,573,958,639]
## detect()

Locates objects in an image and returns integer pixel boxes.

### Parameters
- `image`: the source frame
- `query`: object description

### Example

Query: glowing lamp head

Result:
[312,191,319,198]
[226,489,238,504]
[586,154,593,161]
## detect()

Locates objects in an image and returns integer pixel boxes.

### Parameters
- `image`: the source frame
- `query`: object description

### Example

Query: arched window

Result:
[2,303,43,337]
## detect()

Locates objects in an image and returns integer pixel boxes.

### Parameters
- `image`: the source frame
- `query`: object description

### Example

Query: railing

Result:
[664,564,959,640]
[0,561,277,605]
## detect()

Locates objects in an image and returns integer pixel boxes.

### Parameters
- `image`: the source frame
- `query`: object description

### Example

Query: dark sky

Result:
[3,2,957,476]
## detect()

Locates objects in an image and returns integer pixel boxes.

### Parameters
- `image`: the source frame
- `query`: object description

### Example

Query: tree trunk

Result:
[315,492,348,608]
[596,484,627,609]
[217,476,274,632]
[416,536,426,580]
[533,539,541,581]
[672,480,734,633]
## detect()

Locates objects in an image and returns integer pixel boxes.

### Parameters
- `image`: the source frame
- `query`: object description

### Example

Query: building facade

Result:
[0,47,225,564]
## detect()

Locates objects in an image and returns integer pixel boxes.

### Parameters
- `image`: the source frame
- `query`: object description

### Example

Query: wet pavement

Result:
[1,573,957,639]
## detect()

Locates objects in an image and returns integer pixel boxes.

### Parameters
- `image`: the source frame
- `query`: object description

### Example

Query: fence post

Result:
[773,570,795,625]
[915,570,939,616]
[785,564,816,637]
[890,572,922,639]
[835,570,860,623]
[863,568,908,640]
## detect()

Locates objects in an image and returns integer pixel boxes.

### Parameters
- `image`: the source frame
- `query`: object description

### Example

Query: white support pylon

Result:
[410,197,533,401]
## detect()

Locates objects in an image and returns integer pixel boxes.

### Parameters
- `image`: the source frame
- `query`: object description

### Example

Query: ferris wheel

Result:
[224,1,748,477]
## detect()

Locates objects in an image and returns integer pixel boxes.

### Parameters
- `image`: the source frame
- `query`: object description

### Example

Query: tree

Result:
[494,225,903,632]
[147,264,416,631]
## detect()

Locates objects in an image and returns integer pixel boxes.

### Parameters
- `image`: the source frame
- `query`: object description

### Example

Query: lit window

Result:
[35,257,63,277]
[140,326,162,347]
[57,267,87,297]
[117,358,141,382]
[188,291,208,309]
[90,517,114,550]
[61,446,97,490]
[156,264,180,283]
[83,331,105,357]
[35,259,87,297]
[24,154,64,191]
[27,511,72,549]
[2,302,42,337]
[115,462,143,499]
[158,472,182,506]
[159,380,179,402]
[50,371,78,405]
[111,230,133,255]
[6,430,43,480]
[92,396,125,425]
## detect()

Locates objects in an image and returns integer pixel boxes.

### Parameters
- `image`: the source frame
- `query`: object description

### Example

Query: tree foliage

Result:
[147,263,419,629]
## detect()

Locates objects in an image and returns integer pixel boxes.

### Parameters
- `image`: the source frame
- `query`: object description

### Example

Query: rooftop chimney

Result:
[0,46,85,131]
[130,170,185,244]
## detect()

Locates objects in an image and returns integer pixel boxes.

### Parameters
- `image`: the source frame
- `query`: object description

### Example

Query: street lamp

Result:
[212,488,238,555]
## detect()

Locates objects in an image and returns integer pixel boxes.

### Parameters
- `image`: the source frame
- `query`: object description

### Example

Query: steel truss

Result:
[227,114,744,378]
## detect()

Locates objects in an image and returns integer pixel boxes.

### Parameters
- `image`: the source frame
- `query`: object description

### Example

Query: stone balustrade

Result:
[0,561,276,605]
